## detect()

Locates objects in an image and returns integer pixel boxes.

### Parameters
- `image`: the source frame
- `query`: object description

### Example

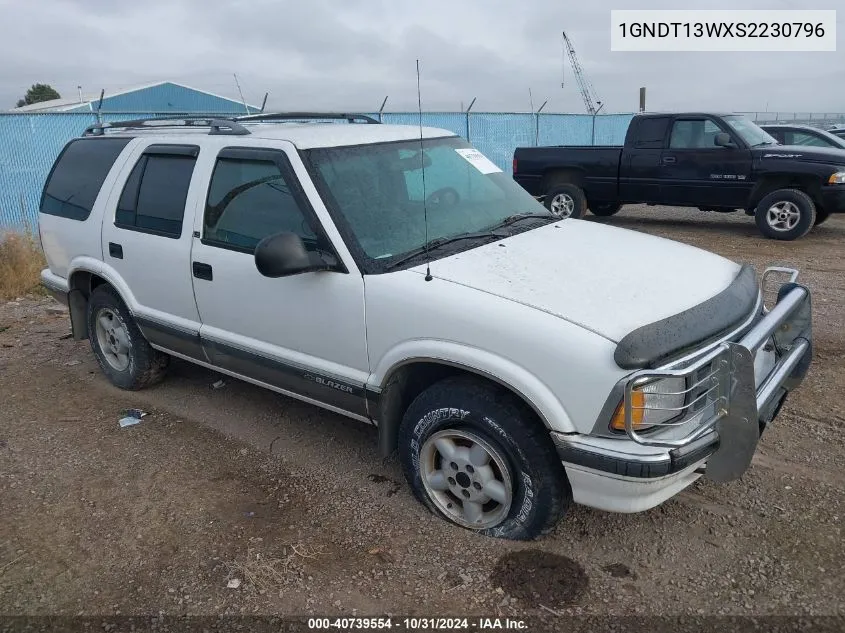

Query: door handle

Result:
[662,156,677,165]
[192,262,213,281]
[108,242,123,259]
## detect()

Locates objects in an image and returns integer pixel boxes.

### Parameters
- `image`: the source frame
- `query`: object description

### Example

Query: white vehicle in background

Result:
[39,113,813,540]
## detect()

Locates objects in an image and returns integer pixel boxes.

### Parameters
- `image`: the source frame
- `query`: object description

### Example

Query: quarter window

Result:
[116,146,198,238]
[41,138,132,221]
[669,119,725,149]
[203,155,317,252]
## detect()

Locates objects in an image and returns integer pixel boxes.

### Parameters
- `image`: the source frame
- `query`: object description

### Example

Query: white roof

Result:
[97,122,458,149]
[247,123,457,148]
[10,81,256,112]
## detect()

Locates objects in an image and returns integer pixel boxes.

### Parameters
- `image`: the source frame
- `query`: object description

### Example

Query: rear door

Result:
[619,116,670,202]
[188,143,370,418]
[659,117,753,208]
[100,141,205,360]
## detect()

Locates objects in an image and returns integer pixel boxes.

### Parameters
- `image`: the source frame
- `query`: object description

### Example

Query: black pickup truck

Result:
[513,112,845,240]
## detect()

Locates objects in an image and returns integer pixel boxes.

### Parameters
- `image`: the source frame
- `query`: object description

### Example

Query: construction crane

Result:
[561,30,603,115]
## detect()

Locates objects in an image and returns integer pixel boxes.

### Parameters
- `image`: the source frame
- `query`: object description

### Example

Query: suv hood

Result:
[757,144,845,164]
[414,220,743,343]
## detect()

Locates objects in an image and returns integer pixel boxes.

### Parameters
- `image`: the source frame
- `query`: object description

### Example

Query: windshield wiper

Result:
[753,141,778,147]
[489,212,556,230]
[383,230,508,270]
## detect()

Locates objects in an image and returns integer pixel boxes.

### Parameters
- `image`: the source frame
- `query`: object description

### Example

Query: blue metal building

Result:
[11,81,260,114]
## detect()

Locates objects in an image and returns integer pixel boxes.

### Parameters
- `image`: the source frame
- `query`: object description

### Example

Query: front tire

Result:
[814,209,831,226]
[398,377,571,540]
[87,285,169,390]
[589,202,621,217]
[754,189,816,240]
[544,184,587,219]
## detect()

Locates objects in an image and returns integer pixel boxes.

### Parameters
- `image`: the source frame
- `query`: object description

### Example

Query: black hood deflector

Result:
[614,265,758,370]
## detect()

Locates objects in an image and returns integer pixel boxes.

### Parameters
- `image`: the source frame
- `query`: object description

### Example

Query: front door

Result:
[189,144,370,418]
[659,117,753,208]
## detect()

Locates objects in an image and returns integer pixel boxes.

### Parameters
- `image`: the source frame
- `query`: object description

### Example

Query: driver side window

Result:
[204,155,316,252]
[669,119,724,149]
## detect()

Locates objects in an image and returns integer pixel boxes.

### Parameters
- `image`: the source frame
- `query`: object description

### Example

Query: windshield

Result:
[305,136,551,271]
[723,115,778,147]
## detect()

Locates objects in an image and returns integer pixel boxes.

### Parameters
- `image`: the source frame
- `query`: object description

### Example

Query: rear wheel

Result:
[398,377,571,540]
[589,202,621,217]
[87,285,169,390]
[754,189,816,240]
[544,184,587,219]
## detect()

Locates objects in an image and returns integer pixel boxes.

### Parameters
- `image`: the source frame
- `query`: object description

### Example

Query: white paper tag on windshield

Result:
[455,148,502,174]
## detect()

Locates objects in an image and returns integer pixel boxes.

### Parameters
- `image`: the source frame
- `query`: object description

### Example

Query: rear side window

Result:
[40,138,132,221]
[632,117,669,149]
[116,145,198,238]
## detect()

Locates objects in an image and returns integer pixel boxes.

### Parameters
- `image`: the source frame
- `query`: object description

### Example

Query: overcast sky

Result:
[1,0,842,114]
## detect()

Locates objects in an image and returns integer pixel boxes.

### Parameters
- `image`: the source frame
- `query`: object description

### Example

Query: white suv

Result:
[39,113,813,540]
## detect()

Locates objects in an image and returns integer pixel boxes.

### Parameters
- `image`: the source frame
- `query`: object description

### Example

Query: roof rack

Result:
[83,117,250,137]
[235,112,381,124]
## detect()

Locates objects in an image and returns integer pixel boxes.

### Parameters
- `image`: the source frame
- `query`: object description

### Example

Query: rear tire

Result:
[544,184,587,219]
[754,189,816,241]
[589,202,621,217]
[398,377,571,540]
[87,285,169,390]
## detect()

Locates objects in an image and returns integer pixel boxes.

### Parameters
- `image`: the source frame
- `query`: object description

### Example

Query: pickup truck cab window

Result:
[669,119,724,149]
[306,136,551,272]
[631,117,670,149]
[204,153,318,252]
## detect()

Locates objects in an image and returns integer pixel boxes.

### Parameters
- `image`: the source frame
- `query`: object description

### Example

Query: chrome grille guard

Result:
[621,267,812,480]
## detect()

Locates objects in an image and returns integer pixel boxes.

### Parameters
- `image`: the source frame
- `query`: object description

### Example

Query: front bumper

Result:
[820,184,845,213]
[555,267,812,490]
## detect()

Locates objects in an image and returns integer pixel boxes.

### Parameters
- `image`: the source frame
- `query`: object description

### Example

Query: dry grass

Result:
[0,231,46,301]
[225,543,324,594]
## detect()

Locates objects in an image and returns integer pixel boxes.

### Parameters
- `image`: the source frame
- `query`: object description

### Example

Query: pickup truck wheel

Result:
[589,202,621,217]
[87,285,169,390]
[755,189,816,240]
[814,209,831,226]
[398,377,571,540]
[544,184,586,219]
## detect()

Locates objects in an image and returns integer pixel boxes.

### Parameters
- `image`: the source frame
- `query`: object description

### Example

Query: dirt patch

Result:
[491,550,589,607]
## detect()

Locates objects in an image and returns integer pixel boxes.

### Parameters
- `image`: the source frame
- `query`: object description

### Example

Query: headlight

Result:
[828,171,845,184]
[610,376,686,432]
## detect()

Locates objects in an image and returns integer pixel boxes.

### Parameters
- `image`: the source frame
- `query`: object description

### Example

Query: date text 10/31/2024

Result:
[308,617,528,630]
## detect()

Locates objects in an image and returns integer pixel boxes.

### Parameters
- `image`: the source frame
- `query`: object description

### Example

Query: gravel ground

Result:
[1,206,844,625]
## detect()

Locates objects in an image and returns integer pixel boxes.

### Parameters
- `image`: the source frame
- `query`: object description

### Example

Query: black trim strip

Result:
[556,432,718,479]
[203,337,369,418]
[614,264,759,369]
[136,317,205,361]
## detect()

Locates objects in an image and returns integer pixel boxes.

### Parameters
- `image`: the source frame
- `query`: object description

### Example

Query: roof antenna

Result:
[416,59,432,282]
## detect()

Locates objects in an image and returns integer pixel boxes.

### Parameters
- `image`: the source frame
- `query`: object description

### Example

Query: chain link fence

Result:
[2,110,843,231]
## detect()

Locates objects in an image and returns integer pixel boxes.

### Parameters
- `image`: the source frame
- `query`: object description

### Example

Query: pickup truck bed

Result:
[513,112,845,240]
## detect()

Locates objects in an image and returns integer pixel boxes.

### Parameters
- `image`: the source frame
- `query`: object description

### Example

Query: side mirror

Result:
[254,232,334,278]
[714,132,736,148]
